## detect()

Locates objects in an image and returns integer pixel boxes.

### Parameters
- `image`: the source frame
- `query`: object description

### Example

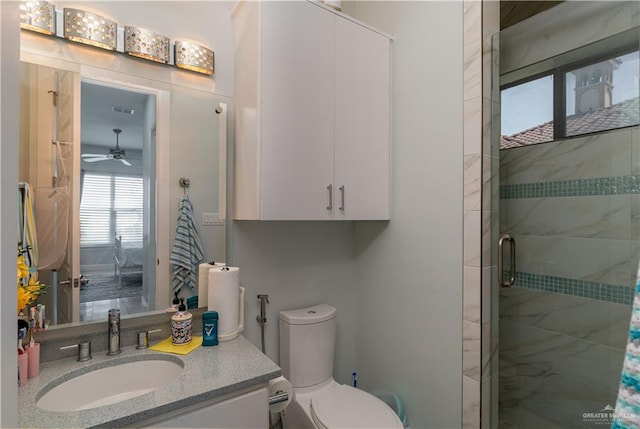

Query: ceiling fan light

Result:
[81,128,132,167]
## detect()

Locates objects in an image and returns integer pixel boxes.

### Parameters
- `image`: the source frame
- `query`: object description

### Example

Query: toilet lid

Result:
[310,385,403,429]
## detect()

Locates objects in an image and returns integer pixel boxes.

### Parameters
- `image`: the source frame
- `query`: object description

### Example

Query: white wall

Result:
[1,2,20,426]
[232,2,464,428]
[351,2,464,428]
[232,221,358,385]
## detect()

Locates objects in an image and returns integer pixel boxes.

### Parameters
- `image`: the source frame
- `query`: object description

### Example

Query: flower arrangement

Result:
[17,251,47,315]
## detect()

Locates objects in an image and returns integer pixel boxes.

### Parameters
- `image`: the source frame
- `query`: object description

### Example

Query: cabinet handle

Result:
[339,185,345,211]
[327,184,333,210]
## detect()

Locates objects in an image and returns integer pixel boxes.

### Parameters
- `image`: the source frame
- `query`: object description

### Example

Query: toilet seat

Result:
[309,385,403,429]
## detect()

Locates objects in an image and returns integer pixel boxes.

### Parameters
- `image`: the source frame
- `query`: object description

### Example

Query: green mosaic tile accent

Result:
[500,175,640,199]
[504,271,634,305]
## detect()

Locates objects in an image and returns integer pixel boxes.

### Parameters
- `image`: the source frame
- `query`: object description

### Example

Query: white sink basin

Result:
[36,355,184,412]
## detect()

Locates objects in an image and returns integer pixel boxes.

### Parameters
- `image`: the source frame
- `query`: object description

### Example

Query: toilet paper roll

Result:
[198,262,226,308]
[324,0,342,10]
[268,376,294,413]
[208,267,240,337]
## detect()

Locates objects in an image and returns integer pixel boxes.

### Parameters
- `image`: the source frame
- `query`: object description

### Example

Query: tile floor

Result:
[79,296,146,322]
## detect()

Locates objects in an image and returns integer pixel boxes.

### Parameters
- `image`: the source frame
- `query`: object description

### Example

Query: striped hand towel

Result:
[170,195,205,293]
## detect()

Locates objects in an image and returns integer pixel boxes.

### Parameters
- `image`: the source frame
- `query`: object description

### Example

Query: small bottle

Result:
[202,311,219,346]
[167,292,180,313]
[171,299,192,345]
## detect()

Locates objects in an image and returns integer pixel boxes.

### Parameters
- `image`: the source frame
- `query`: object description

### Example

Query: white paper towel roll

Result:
[208,267,241,339]
[198,262,225,308]
[268,376,294,413]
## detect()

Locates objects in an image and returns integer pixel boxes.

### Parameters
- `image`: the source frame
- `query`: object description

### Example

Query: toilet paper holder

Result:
[267,375,293,413]
[268,392,289,405]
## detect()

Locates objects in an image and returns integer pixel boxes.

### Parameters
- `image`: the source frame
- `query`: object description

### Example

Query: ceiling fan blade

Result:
[82,157,109,163]
[81,153,107,158]
[120,158,132,167]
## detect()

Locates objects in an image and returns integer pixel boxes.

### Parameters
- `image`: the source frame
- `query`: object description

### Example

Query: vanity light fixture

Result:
[174,40,215,75]
[124,26,170,64]
[63,8,117,51]
[20,0,56,35]
[20,2,215,77]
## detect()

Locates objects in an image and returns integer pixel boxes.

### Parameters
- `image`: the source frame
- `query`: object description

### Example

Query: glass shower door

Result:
[494,28,640,429]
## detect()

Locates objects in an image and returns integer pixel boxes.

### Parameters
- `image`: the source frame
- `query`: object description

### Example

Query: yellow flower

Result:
[17,286,34,313]
[17,254,47,314]
[17,255,29,281]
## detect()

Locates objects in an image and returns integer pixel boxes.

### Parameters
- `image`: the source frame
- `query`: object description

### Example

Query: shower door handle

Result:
[498,235,516,288]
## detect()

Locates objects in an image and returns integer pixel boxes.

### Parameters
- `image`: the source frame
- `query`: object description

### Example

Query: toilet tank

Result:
[279,304,337,388]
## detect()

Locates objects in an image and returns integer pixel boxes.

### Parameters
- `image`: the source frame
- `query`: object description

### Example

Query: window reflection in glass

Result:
[565,50,639,137]
[501,75,554,149]
[80,173,143,246]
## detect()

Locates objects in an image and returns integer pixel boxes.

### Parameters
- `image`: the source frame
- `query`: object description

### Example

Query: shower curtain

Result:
[35,141,70,270]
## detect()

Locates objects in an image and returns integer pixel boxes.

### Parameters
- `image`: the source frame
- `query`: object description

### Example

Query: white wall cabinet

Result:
[233,0,391,220]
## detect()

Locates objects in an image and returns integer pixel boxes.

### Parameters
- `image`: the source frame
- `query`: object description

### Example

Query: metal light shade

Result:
[20,0,55,35]
[63,8,117,51]
[174,40,214,75]
[124,26,170,64]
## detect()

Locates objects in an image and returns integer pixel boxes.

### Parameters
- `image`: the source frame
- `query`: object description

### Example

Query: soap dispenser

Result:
[171,298,193,345]
[167,291,180,313]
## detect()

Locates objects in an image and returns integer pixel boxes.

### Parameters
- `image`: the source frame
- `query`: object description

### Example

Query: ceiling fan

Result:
[81,128,132,166]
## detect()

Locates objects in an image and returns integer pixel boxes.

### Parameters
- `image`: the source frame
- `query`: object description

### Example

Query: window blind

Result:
[80,173,143,246]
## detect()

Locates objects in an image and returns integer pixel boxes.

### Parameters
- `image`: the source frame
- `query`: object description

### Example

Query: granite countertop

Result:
[18,335,281,428]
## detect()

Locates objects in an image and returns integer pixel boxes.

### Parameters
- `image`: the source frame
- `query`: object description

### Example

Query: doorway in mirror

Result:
[78,82,156,322]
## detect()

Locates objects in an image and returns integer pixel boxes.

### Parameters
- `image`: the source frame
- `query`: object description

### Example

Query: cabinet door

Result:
[334,18,390,220]
[139,387,268,428]
[260,1,335,220]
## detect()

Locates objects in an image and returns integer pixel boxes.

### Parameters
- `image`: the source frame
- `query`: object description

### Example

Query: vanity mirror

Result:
[19,22,230,327]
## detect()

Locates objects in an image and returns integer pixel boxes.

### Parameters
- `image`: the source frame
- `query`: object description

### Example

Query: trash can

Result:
[371,390,408,428]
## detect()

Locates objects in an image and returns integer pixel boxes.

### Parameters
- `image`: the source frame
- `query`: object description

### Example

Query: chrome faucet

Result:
[107,308,121,355]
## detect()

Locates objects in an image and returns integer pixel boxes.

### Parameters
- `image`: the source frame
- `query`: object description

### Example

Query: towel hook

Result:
[179,177,190,194]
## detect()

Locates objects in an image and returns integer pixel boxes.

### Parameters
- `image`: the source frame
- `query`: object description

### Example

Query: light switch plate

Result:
[202,213,224,226]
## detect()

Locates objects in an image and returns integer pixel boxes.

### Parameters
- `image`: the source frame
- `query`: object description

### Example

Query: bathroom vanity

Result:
[18,335,280,428]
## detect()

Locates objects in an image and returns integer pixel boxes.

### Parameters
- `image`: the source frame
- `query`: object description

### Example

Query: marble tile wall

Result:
[500,1,640,76]
[463,1,499,428]
[497,89,638,429]
[499,287,631,428]
[500,128,640,301]
[500,129,633,184]
[499,128,640,428]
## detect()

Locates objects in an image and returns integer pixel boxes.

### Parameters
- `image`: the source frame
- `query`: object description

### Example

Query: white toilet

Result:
[279,304,404,429]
